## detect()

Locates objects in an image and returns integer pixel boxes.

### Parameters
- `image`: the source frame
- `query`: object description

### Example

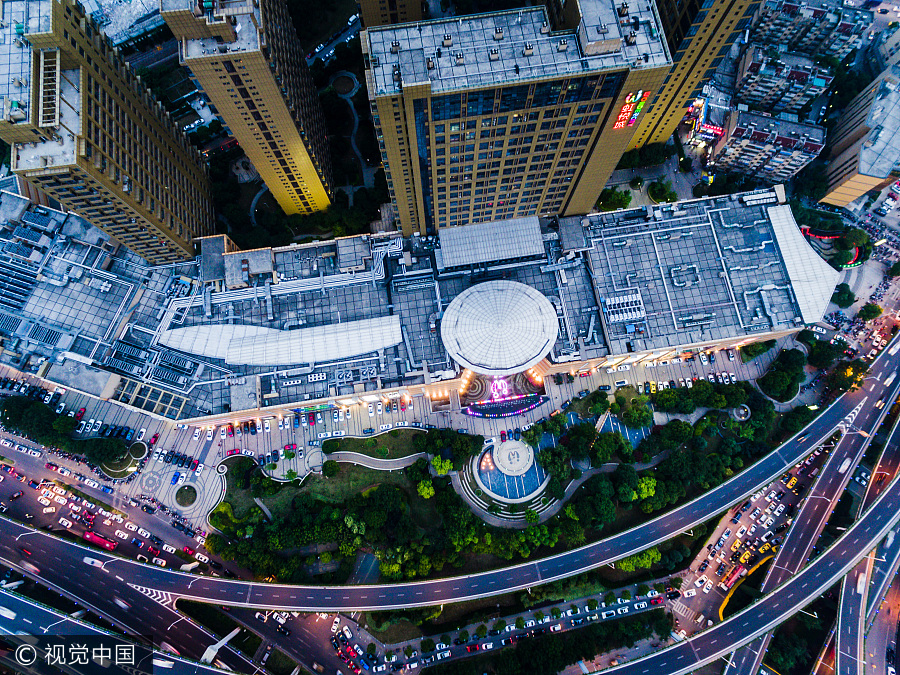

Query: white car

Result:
[92,420,102,432]
[634,602,648,609]
[264,420,271,433]
[38,497,50,506]
[196,463,204,476]
[695,574,708,587]
[138,528,150,538]
[179,473,187,484]
[703,581,713,594]
[195,553,209,563]
[207,427,214,441]
[332,618,341,634]
[220,427,226,439]
[58,518,72,528]
[192,428,201,441]
[42,506,55,514]
[162,544,177,554]
[763,516,775,528]
[683,589,697,598]
[125,521,137,532]
[152,558,167,567]
[137,429,146,441]
[53,496,66,505]
[750,491,762,502]
[114,530,128,540]
[774,504,786,516]
[368,404,374,416]
[376,402,383,415]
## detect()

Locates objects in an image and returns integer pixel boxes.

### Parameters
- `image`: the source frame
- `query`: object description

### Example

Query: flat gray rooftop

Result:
[560,191,838,354]
[366,5,669,97]
[857,66,900,180]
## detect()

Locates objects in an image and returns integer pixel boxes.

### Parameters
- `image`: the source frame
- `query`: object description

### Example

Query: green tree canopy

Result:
[858,303,883,322]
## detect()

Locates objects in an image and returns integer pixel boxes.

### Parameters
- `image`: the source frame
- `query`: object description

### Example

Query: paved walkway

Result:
[605,154,698,204]
[249,183,269,228]
[253,497,273,520]
[329,450,425,471]
[327,71,378,193]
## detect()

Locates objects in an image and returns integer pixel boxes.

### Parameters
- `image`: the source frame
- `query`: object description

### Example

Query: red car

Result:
[500,430,507,441]
[44,463,58,471]
[400,401,406,411]
[148,546,160,555]
[284,443,297,451]
[650,597,664,605]
[307,412,316,425]
[149,433,159,446]
[190,458,199,471]
[226,424,234,437]
[466,645,480,652]
[74,408,86,421]
[183,546,195,555]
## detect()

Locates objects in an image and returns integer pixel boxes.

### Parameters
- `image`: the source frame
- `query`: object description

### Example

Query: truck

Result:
[717,564,746,591]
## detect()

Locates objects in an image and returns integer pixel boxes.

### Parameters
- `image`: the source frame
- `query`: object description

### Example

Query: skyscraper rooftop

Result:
[366,4,669,96]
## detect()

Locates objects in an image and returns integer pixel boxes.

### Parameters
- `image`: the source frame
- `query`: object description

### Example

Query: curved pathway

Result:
[249,184,269,228]
[326,71,377,190]
[329,450,425,471]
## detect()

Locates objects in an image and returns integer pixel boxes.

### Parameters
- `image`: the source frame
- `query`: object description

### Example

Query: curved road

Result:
[604,462,900,675]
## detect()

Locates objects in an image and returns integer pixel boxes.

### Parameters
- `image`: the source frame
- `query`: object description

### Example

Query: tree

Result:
[836,227,869,250]
[858,303,883,322]
[457,629,469,642]
[827,359,869,392]
[492,619,507,632]
[431,456,453,475]
[367,643,377,655]
[322,460,340,477]
[636,476,657,500]
[889,262,900,277]
[832,282,856,308]
[417,479,435,499]
[420,639,434,653]
[525,509,539,523]
[475,624,487,639]
[515,616,526,630]
[597,186,632,211]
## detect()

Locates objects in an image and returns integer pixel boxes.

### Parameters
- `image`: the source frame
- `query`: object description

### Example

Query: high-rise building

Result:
[358,0,421,28]
[751,0,872,60]
[734,46,832,114]
[873,24,900,71]
[162,0,333,217]
[625,0,761,149]
[821,66,900,207]
[362,4,671,235]
[708,109,824,181]
[0,0,214,264]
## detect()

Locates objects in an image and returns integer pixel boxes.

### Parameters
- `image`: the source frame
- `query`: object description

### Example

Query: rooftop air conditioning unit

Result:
[540,21,550,34]
[443,34,452,47]
[489,47,499,61]
[494,27,504,40]
[557,39,568,51]
[455,52,464,64]
[523,43,534,56]
[390,40,400,53]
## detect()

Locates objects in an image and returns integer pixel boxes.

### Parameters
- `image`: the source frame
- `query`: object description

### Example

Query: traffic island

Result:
[176,485,197,507]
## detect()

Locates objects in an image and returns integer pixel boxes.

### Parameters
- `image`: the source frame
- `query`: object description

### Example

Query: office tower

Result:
[362,4,671,235]
[873,24,900,72]
[162,0,333,216]
[821,66,900,207]
[0,0,214,264]
[358,0,421,28]
[625,0,760,149]
[751,0,872,61]
[734,46,832,114]
[708,109,824,182]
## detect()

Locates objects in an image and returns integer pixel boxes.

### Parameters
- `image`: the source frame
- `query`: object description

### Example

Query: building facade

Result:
[751,0,872,60]
[821,67,900,207]
[162,0,333,217]
[0,0,214,264]
[734,45,832,114]
[709,109,824,181]
[625,0,762,149]
[358,0,421,28]
[363,4,671,235]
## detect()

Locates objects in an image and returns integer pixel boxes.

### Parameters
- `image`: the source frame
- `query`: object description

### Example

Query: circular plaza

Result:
[474,437,548,503]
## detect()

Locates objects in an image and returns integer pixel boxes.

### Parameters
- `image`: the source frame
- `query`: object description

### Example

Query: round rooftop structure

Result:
[441,280,559,377]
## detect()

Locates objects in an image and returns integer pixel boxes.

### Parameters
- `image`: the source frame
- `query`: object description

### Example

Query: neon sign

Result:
[614,90,652,130]
[700,123,724,136]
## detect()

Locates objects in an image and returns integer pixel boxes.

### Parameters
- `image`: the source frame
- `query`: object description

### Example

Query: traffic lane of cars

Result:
[0,532,252,671]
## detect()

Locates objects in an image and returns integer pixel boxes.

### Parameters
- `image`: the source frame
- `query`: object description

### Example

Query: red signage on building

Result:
[614,90,652,130]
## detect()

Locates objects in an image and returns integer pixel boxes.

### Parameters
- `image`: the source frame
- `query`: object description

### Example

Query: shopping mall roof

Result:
[558,189,837,354]
[158,316,404,367]
[437,217,544,270]
[440,280,559,376]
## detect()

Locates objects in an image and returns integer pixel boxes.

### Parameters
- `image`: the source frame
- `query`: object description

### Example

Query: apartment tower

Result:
[821,66,900,207]
[363,3,671,235]
[358,0,421,28]
[625,0,762,149]
[0,0,214,264]
[162,0,333,216]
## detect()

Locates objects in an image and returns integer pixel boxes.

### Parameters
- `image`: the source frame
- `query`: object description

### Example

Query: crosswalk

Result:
[669,600,696,620]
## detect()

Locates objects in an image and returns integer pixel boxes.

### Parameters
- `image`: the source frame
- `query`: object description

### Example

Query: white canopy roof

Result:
[441,280,558,376]
[767,205,841,324]
[159,316,403,366]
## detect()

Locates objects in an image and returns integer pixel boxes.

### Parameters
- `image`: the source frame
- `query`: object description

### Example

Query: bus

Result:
[82,530,117,551]
[717,564,746,591]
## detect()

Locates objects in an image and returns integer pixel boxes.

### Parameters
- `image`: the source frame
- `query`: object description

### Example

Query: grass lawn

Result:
[176,485,197,507]
[101,443,146,478]
[364,615,423,643]
[177,600,262,655]
[299,465,412,504]
[323,428,424,460]
[266,649,297,675]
